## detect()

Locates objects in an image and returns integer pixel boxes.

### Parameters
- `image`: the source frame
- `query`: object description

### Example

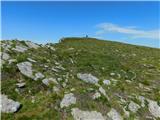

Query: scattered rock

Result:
[103,80,111,85]
[138,96,145,107]
[147,99,160,118]
[1,94,21,113]
[71,108,105,120]
[60,93,76,108]
[16,82,26,88]
[25,41,39,49]
[70,88,75,92]
[62,82,67,88]
[128,101,140,113]
[110,73,116,76]
[34,72,45,81]
[68,48,74,50]
[52,68,59,72]
[27,58,37,63]
[42,78,58,86]
[99,87,108,98]
[53,86,60,93]
[12,45,28,52]
[1,52,10,60]
[92,91,101,100]
[55,65,65,70]
[107,108,123,120]
[77,73,99,84]
[17,61,33,79]
[8,59,17,64]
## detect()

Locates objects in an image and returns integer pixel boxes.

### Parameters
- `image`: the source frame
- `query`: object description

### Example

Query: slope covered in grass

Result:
[1,38,160,120]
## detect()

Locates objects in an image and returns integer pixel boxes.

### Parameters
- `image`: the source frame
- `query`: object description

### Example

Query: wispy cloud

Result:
[96,23,160,40]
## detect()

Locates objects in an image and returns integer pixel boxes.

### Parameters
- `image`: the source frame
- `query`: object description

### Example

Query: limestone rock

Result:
[138,96,145,107]
[71,108,105,120]
[103,80,111,85]
[13,45,28,52]
[25,41,39,49]
[92,92,101,100]
[60,93,76,108]
[27,58,37,63]
[99,87,107,97]
[128,101,140,113]
[34,72,45,81]
[17,61,33,79]
[16,82,26,88]
[8,59,17,64]
[1,52,10,60]
[107,108,123,120]
[148,99,160,118]
[1,94,21,113]
[42,78,58,86]
[77,73,99,84]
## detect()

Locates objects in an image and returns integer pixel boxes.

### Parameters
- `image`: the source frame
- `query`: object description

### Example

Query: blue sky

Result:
[1,1,160,48]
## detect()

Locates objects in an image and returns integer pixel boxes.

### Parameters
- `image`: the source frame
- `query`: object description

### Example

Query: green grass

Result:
[1,37,160,120]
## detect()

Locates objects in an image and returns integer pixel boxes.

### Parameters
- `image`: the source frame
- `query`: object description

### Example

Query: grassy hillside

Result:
[1,38,160,120]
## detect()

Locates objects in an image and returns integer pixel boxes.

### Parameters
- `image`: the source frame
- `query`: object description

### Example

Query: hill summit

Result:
[1,38,160,120]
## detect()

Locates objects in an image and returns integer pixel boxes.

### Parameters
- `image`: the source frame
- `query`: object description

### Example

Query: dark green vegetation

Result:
[1,38,160,120]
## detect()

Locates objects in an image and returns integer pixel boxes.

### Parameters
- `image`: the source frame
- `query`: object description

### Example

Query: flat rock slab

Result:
[71,108,105,120]
[42,78,58,86]
[77,73,99,84]
[17,61,33,79]
[148,99,160,118]
[107,108,123,120]
[1,94,21,113]
[128,101,140,113]
[12,45,28,52]
[34,72,45,81]
[25,41,39,49]
[60,93,76,108]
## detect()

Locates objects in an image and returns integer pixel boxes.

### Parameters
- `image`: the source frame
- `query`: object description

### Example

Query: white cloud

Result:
[96,23,160,40]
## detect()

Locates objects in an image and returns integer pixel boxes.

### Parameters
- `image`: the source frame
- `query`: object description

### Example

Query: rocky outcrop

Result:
[77,73,99,84]
[71,108,105,120]
[25,41,39,49]
[12,45,28,52]
[148,99,160,118]
[128,101,140,113]
[34,72,45,81]
[60,93,76,108]
[1,94,21,113]
[1,52,10,60]
[17,61,33,79]
[103,80,111,85]
[107,108,123,120]
[92,91,101,100]
[42,78,58,86]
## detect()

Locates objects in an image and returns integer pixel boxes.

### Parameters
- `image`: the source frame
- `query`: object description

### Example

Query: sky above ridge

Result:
[1,1,160,48]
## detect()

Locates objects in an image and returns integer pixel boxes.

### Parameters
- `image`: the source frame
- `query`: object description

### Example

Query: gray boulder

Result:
[12,45,28,52]
[77,73,99,84]
[34,72,45,81]
[71,108,105,120]
[25,41,39,49]
[17,61,33,79]
[60,93,76,108]
[92,91,101,100]
[27,58,37,63]
[42,78,58,86]
[128,101,140,113]
[148,99,160,118]
[1,94,21,113]
[1,52,10,60]
[16,82,26,88]
[103,80,111,85]
[107,108,123,120]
